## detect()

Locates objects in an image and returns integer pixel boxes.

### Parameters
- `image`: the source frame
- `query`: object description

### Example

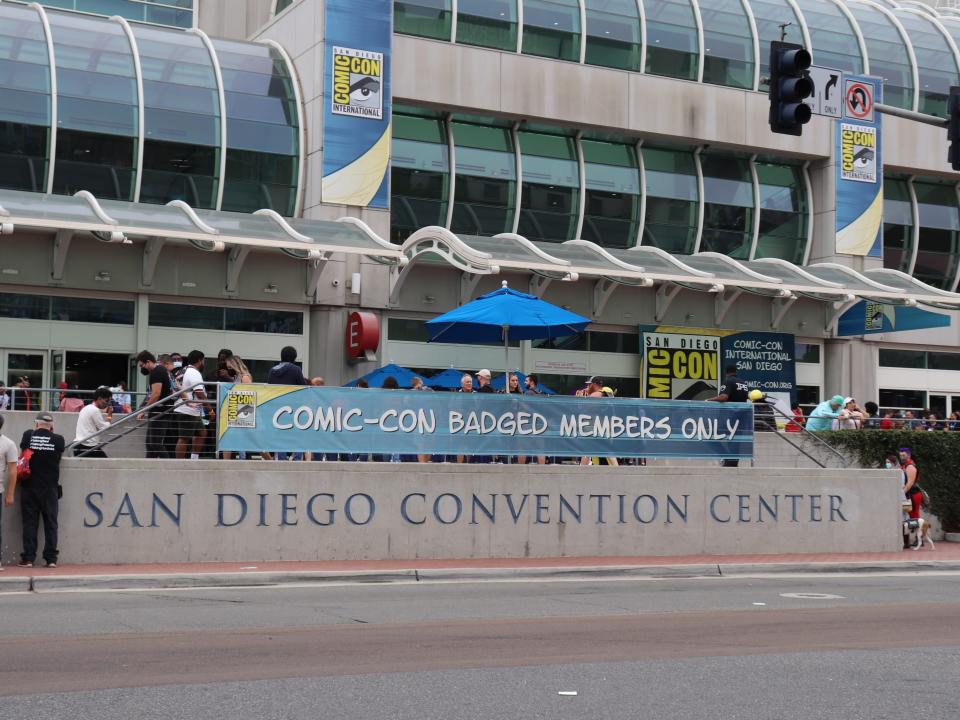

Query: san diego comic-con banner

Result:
[640,326,795,424]
[835,75,883,258]
[217,385,754,460]
[321,0,391,208]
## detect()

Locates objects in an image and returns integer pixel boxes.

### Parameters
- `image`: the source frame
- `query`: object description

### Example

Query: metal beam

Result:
[225,245,251,294]
[592,278,618,319]
[655,283,683,323]
[307,252,332,298]
[529,274,552,298]
[142,237,165,287]
[51,229,73,282]
[714,288,743,326]
[770,293,797,330]
[460,272,484,304]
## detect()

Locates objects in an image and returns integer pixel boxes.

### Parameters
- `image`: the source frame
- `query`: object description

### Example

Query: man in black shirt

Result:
[137,350,173,458]
[707,365,749,467]
[18,412,65,568]
[267,346,308,386]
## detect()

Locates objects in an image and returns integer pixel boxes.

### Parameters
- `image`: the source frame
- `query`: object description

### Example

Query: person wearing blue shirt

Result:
[806,395,846,431]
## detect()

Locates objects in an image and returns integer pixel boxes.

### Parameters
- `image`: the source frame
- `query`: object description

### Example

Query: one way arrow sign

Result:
[804,66,843,118]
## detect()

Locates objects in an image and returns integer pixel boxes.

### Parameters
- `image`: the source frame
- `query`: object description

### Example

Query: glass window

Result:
[395,0,452,40]
[450,121,517,236]
[794,0,863,75]
[879,348,926,368]
[750,0,805,89]
[531,332,588,349]
[912,180,960,290]
[641,146,699,254]
[879,388,926,410]
[37,1,193,29]
[0,292,50,320]
[215,40,299,216]
[698,0,754,88]
[796,384,820,414]
[522,0,582,62]
[895,11,959,117]
[699,154,754,258]
[583,0,642,71]
[517,132,579,243]
[754,161,807,264]
[225,308,303,334]
[457,0,519,51]
[149,302,223,330]
[643,0,700,80]
[928,351,960,371]
[883,177,914,273]
[50,296,134,324]
[589,331,640,353]
[795,342,820,363]
[581,139,641,249]
[275,0,294,13]
[391,114,450,243]
[0,4,51,194]
[846,3,914,110]
[388,318,432,342]
[48,10,138,200]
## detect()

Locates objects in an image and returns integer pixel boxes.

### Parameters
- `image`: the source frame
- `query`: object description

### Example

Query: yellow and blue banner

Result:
[835,75,882,257]
[837,300,951,336]
[322,0,391,208]
[217,385,754,459]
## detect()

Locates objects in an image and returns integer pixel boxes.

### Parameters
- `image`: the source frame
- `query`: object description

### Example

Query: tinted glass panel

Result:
[581,139,641,249]
[451,122,516,236]
[583,0,642,71]
[700,154,753,258]
[846,3,914,110]
[928,351,960,370]
[522,0,582,61]
[150,302,223,330]
[698,0,754,88]
[395,0,452,40]
[0,292,50,320]
[896,12,958,117]
[883,177,913,272]
[457,0,518,50]
[391,114,450,243]
[755,161,807,263]
[751,0,805,88]
[531,332,588,350]
[644,0,699,80]
[225,308,303,334]
[879,348,926,368]
[795,342,820,363]
[38,0,193,28]
[590,331,640,353]
[53,130,135,199]
[795,0,863,74]
[879,388,926,409]
[51,296,134,324]
[518,132,579,243]
[641,146,698,254]
[912,180,960,289]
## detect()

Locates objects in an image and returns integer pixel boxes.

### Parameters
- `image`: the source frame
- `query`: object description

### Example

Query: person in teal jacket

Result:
[806,395,846,431]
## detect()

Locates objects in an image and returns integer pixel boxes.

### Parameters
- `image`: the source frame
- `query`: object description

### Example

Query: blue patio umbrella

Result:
[424,368,467,390]
[344,363,426,389]
[426,280,590,383]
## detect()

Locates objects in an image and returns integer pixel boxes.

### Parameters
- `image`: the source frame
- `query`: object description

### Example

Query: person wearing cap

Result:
[582,376,604,398]
[18,411,65,568]
[805,395,848,432]
[475,369,495,394]
[0,414,19,569]
[838,398,864,430]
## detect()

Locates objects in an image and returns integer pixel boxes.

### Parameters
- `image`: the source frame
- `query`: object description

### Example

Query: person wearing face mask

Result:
[899,447,924,522]
[136,351,173,458]
[173,350,213,460]
[73,387,114,457]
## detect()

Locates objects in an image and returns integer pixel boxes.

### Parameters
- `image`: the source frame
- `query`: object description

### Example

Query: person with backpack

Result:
[18,412,65,568]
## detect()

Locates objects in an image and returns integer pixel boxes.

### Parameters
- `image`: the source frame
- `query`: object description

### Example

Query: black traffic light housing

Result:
[948,86,960,171]
[768,41,813,136]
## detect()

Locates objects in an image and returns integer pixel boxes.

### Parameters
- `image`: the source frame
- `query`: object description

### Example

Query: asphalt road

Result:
[1,574,958,719]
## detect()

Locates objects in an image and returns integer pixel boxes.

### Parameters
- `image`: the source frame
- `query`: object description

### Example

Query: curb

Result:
[23,559,960,592]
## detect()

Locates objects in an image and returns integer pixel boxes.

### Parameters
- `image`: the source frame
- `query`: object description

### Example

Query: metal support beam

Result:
[388,262,415,306]
[770,293,797,330]
[51,229,73,282]
[655,283,683,323]
[142,237,165,287]
[824,294,858,335]
[529,274,552,298]
[225,245,251,294]
[306,252,332,298]
[460,272,484,304]
[592,278,618,319]
[714,288,743,326]
[875,103,948,128]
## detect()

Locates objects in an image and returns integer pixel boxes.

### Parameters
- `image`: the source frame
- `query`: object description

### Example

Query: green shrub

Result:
[819,430,960,531]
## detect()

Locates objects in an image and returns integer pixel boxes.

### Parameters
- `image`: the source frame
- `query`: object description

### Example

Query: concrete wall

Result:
[0,460,902,565]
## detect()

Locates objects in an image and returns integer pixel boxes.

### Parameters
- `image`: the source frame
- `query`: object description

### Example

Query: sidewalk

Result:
[2,543,958,593]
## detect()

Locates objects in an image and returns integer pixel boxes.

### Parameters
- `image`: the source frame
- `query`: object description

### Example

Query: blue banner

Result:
[217,385,754,459]
[835,75,883,257]
[321,0,392,208]
[837,300,951,336]
[722,331,796,402]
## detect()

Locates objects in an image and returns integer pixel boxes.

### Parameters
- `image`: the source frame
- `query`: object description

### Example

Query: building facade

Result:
[1,0,960,416]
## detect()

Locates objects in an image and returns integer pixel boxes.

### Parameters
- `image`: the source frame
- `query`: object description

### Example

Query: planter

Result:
[944,532,960,543]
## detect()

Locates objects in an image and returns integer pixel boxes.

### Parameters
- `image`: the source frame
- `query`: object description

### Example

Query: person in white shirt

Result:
[1,414,19,568]
[73,387,113,457]
[0,382,9,411]
[174,350,213,460]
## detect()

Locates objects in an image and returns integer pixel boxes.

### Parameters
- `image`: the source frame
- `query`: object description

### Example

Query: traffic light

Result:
[768,41,813,136]
[948,86,960,171]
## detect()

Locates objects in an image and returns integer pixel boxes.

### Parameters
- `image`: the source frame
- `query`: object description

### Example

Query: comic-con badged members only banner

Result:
[217,385,754,459]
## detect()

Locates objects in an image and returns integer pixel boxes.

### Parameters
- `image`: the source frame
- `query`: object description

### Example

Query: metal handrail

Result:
[67,382,212,455]
[762,404,849,468]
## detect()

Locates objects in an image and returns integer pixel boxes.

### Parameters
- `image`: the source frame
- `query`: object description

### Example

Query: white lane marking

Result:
[779,592,845,600]
[752,602,766,606]
[558,691,578,696]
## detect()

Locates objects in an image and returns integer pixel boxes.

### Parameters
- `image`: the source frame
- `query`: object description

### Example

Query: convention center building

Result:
[2,0,960,413]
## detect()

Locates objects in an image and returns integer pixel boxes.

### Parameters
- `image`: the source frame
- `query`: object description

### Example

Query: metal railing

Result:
[760,404,849,469]
[1,386,147,413]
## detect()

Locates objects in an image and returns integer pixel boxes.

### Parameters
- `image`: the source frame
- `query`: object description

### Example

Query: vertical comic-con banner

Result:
[641,327,797,408]
[322,0,392,208]
[835,75,883,257]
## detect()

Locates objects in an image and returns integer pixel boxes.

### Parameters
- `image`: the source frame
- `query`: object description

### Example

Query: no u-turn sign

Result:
[844,80,874,122]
